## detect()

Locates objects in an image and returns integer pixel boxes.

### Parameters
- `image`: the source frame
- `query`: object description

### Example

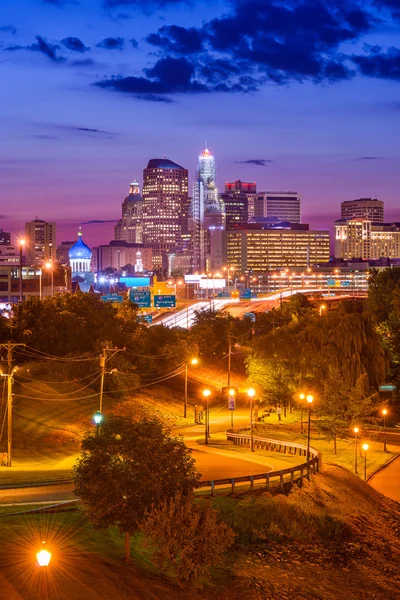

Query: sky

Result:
[1,0,400,247]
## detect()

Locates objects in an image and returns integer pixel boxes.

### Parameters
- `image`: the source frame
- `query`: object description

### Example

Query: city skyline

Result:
[1,0,400,247]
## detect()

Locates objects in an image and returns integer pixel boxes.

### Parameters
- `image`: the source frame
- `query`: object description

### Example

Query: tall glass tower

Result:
[192,147,225,271]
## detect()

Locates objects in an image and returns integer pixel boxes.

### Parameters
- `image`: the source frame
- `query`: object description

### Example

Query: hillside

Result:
[1,464,399,599]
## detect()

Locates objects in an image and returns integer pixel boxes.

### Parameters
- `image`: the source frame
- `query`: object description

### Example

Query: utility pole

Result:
[227,331,232,388]
[99,347,125,413]
[0,342,25,467]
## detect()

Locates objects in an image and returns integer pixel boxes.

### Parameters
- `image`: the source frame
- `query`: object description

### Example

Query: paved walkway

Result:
[369,454,400,502]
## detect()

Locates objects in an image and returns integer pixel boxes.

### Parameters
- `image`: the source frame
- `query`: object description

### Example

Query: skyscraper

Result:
[114,180,143,244]
[341,198,384,223]
[192,147,225,271]
[25,218,56,265]
[254,192,301,223]
[142,158,188,269]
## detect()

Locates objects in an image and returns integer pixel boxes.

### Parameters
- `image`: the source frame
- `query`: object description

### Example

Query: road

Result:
[0,410,279,505]
[369,454,400,502]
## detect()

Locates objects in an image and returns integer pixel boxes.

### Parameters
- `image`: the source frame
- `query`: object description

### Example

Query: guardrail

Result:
[198,428,320,496]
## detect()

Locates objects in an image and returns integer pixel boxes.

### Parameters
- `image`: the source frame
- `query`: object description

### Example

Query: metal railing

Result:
[198,428,320,496]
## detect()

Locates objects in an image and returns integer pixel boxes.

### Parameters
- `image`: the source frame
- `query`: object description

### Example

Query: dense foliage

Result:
[74,415,200,559]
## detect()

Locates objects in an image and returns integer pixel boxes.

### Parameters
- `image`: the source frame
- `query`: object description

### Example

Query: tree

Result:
[73,415,200,562]
[368,267,400,324]
[140,492,235,585]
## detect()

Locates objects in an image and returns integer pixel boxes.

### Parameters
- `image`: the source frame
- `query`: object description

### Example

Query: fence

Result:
[198,427,320,496]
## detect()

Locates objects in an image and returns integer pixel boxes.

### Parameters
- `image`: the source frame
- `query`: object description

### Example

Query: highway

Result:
[155,289,330,329]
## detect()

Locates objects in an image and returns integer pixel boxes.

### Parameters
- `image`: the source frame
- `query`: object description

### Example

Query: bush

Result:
[140,493,235,585]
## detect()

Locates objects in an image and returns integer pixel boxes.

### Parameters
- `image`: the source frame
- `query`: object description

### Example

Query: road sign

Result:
[341,281,351,287]
[228,396,236,410]
[379,384,396,392]
[154,294,176,308]
[240,288,252,299]
[129,291,151,307]
[142,315,153,324]
[101,294,124,303]
[327,279,335,286]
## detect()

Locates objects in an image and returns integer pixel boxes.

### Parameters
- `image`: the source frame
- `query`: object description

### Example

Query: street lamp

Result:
[306,394,314,461]
[319,304,326,316]
[382,408,388,452]
[19,239,25,303]
[203,389,211,445]
[353,426,359,473]
[93,410,103,435]
[247,388,256,452]
[362,443,369,481]
[299,393,305,434]
[36,541,52,567]
[46,260,54,297]
[184,358,198,419]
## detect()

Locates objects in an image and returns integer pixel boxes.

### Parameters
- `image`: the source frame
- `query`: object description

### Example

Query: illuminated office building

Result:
[24,218,56,265]
[335,219,400,259]
[114,180,143,244]
[192,147,225,271]
[341,198,384,223]
[211,223,330,272]
[142,158,189,269]
[254,192,301,223]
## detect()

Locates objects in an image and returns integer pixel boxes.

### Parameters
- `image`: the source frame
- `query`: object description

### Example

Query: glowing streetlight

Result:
[203,389,211,444]
[184,358,198,419]
[93,410,103,435]
[362,443,369,480]
[319,304,326,316]
[306,394,314,461]
[382,408,388,452]
[247,388,256,452]
[353,426,359,473]
[36,541,52,567]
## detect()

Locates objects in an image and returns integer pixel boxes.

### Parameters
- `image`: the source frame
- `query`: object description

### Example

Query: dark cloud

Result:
[104,0,187,7]
[0,25,17,35]
[147,25,204,54]
[70,58,97,67]
[5,35,65,62]
[81,220,118,224]
[357,156,384,160]
[353,46,400,79]
[130,38,138,48]
[97,37,125,50]
[374,0,400,20]
[236,159,273,167]
[61,37,90,53]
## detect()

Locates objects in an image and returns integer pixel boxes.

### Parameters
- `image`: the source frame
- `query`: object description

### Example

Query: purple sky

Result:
[1,0,400,248]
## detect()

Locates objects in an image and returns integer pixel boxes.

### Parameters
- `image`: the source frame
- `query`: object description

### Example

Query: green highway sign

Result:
[154,294,176,308]
[101,294,124,303]
[129,291,151,308]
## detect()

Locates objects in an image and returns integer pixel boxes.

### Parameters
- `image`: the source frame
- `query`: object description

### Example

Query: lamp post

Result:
[184,358,198,419]
[382,409,388,452]
[47,260,54,297]
[353,426,359,473]
[247,388,256,452]
[19,239,25,303]
[319,304,326,316]
[362,443,369,481]
[203,389,211,444]
[299,393,305,434]
[306,394,314,461]
[37,540,52,600]
[93,410,103,436]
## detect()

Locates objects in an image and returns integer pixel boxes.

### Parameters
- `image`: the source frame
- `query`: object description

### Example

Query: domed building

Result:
[69,227,92,278]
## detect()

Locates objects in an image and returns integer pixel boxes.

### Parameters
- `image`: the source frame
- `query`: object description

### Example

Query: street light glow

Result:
[203,389,211,398]
[299,393,305,400]
[228,388,236,396]
[37,542,51,567]
[306,394,314,403]
[353,426,359,434]
[382,408,388,415]
[362,443,369,451]
[19,239,26,246]
[247,388,255,398]
[93,411,103,425]
[190,358,198,365]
